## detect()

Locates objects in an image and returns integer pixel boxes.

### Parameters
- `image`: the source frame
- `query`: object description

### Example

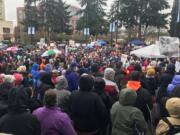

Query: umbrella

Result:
[129,39,144,46]
[6,47,19,52]
[0,44,7,50]
[97,40,106,46]
[41,49,60,57]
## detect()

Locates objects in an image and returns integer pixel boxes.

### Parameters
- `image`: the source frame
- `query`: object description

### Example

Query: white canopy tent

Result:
[130,44,167,58]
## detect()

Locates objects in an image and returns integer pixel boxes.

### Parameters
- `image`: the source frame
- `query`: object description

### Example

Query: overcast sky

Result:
[5,0,173,23]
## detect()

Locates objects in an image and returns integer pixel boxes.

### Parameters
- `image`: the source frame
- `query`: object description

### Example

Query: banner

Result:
[159,36,180,57]
[121,54,128,66]
[109,22,115,32]
[28,27,31,35]
[31,27,35,35]
[28,27,35,35]
[84,28,90,35]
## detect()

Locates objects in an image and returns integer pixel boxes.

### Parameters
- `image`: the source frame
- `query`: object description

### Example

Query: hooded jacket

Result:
[157,64,175,102]
[167,75,180,95]
[111,89,147,135]
[65,70,79,92]
[33,106,76,135]
[0,87,41,135]
[39,73,54,101]
[127,81,153,122]
[31,63,39,80]
[69,91,109,133]
[157,64,175,117]
[156,98,180,135]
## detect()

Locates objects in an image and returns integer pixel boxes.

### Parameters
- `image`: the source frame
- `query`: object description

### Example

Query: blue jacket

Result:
[31,64,39,80]
[167,75,180,95]
[65,70,79,92]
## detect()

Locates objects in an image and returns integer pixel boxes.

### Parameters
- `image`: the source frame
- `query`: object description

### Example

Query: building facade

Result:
[68,6,81,33]
[0,0,13,41]
[0,0,5,21]
[0,20,13,41]
[17,7,25,25]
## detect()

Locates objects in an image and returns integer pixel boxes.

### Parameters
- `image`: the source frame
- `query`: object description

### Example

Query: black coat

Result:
[144,77,158,96]
[69,91,109,133]
[0,111,41,135]
[0,100,8,118]
[157,72,174,102]
[0,87,41,135]
[157,72,174,117]
[135,87,153,122]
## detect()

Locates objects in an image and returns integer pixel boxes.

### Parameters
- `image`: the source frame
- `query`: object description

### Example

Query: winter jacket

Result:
[104,78,119,103]
[0,82,12,117]
[144,76,158,96]
[69,91,109,134]
[31,63,39,80]
[111,89,147,135]
[0,100,8,118]
[0,111,41,135]
[65,70,79,91]
[33,106,76,135]
[127,81,153,122]
[167,75,180,95]
[157,71,174,103]
[156,117,180,135]
[0,87,41,135]
[56,89,71,114]
[156,98,180,135]
[157,72,174,117]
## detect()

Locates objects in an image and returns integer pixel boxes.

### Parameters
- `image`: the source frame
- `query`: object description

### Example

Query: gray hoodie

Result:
[111,88,147,135]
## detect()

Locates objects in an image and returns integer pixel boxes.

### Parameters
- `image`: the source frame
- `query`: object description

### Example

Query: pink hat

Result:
[13,73,23,86]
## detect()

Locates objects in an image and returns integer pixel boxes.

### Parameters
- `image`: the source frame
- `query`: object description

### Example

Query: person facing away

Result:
[55,75,71,114]
[103,68,119,103]
[33,89,76,135]
[126,71,153,122]
[156,98,180,135]
[65,62,79,92]
[111,88,147,135]
[157,64,175,118]
[0,87,41,135]
[69,75,108,135]
[0,82,13,118]
[93,77,113,135]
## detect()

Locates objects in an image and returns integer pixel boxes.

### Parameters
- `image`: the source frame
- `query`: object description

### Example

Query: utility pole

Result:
[115,0,120,43]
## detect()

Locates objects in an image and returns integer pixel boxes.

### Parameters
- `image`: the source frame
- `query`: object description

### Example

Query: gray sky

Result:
[5,0,173,24]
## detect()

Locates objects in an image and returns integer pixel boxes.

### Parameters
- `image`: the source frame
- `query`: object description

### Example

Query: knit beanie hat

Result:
[119,88,137,106]
[147,68,155,76]
[166,98,180,118]
[55,76,68,90]
[104,68,115,81]
[3,75,15,84]
[13,73,23,85]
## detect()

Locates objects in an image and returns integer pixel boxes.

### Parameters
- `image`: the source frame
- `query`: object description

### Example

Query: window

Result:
[3,28,10,34]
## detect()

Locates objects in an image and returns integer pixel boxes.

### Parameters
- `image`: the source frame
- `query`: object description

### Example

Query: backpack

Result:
[162,118,180,135]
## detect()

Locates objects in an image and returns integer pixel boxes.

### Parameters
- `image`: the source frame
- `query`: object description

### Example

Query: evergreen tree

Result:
[38,0,71,34]
[77,0,108,35]
[170,0,180,37]
[110,0,169,38]
[23,0,39,32]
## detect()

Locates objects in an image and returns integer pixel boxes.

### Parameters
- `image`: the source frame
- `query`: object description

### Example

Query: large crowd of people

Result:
[0,43,179,135]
